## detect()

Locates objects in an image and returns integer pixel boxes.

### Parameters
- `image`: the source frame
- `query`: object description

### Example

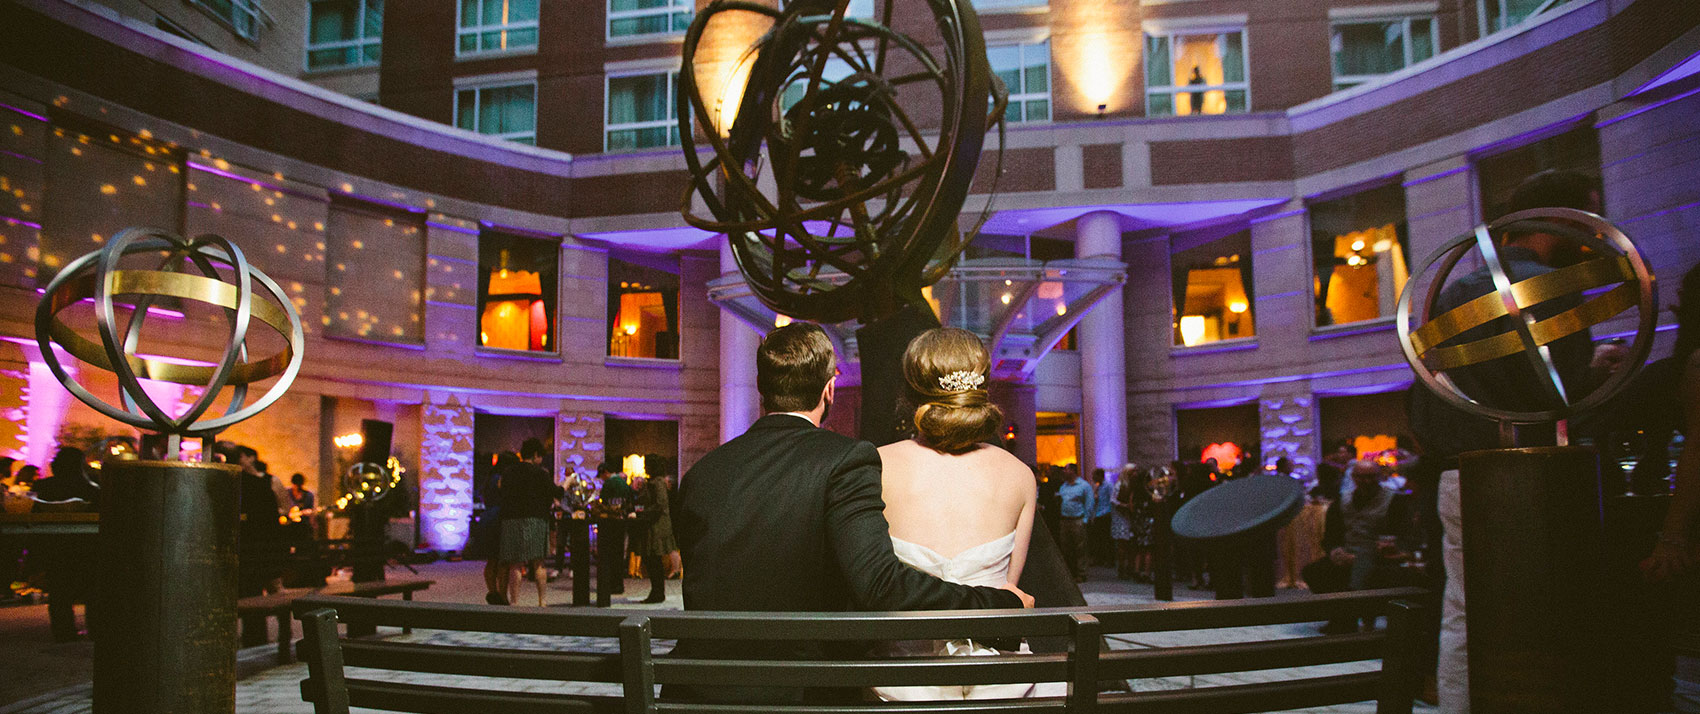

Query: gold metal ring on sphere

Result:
[1395,207,1657,425]
[33,227,305,437]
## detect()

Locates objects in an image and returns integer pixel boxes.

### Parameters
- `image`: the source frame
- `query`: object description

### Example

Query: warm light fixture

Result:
[623,324,638,336]
[334,433,364,449]
[1055,303,1067,316]
[1228,300,1248,314]
[774,314,793,327]
[1179,315,1207,346]
[1000,293,1013,305]
[623,453,648,479]
[1351,240,1365,252]
[1372,239,1393,253]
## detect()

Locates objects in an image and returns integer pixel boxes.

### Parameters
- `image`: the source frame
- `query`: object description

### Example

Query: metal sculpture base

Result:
[1459,446,1618,713]
[94,461,239,714]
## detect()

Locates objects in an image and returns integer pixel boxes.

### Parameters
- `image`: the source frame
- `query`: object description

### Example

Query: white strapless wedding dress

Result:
[872,530,1068,701]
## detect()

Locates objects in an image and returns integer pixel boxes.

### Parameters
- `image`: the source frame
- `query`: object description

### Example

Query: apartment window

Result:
[989,40,1050,123]
[1331,16,1435,90]
[307,0,383,71]
[1310,183,1410,327]
[608,0,691,39]
[1476,124,1600,221]
[1480,0,1568,35]
[457,0,539,55]
[455,82,537,145]
[192,0,266,39]
[608,257,679,360]
[478,231,558,353]
[606,71,680,151]
[1172,229,1254,347]
[1145,30,1248,117]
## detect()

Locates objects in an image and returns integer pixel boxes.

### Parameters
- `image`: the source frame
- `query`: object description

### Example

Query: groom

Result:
[671,322,1033,703]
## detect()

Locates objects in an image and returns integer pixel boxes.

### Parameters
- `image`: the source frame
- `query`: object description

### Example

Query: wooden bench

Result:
[292,586,1428,713]
[239,578,433,664]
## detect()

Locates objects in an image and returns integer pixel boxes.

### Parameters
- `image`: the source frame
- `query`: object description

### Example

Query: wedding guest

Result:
[235,446,284,596]
[632,466,676,604]
[1110,466,1137,579]
[1090,469,1115,566]
[1056,466,1094,582]
[500,439,562,606]
[34,447,99,640]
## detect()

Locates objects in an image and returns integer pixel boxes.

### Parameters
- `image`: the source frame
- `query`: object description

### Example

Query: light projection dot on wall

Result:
[99,184,115,195]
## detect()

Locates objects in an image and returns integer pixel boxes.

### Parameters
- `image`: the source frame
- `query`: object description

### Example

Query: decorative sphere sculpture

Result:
[1395,208,1657,425]
[678,0,1002,323]
[34,227,305,440]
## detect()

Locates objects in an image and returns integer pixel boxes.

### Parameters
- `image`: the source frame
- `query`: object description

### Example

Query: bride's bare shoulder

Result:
[967,444,1037,483]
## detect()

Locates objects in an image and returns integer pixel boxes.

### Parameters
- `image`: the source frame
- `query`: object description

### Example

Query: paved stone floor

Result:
[0,560,1435,713]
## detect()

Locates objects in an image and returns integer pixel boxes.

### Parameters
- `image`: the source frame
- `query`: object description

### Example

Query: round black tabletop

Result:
[1171,473,1307,543]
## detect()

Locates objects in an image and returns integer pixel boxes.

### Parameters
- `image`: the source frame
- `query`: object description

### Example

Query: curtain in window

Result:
[311,1,356,44]
[1144,35,1171,87]
[608,75,665,125]
[479,85,534,136]
[1220,32,1245,84]
[1333,22,1402,77]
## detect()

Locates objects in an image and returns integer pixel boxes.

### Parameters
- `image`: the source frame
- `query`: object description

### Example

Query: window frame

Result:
[189,0,269,41]
[603,67,681,153]
[475,228,562,357]
[453,78,539,145]
[605,255,682,363]
[1169,228,1257,350]
[1477,0,1565,36]
[1304,181,1412,331]
[605,0,693,42]
[988,38,1052,124]
[1329,15,1438,90]
[455,0,541,57]
[304,0,383,73]
[1142,26,1252,118]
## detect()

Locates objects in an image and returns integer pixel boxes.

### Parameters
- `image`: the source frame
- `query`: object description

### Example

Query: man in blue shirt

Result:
[1055,466,1095,582]
[1090,469,1116,566]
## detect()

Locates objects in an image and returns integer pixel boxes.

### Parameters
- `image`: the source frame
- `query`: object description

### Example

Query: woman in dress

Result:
[873,327,1064,701]
[1110,465,1136,579]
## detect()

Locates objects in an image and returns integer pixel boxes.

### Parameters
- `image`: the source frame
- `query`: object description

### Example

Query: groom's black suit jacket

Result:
[671,413,1022,702]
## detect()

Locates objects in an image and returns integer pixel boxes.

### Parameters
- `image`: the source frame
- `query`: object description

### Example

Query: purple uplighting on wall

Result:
[1628,50,1700,97]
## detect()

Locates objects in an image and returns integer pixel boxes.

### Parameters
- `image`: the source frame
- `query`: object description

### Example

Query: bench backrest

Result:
[293,587,1427,714]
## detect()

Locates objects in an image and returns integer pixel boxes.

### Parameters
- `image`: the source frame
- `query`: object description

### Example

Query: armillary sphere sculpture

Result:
[32,226,303,714]
[35,226,305,455]
[678,0,1004,325]
[1394,207,1656,712]
[1397,207,1656,426]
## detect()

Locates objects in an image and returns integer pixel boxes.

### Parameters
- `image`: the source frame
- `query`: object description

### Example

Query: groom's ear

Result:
[821,375,836,407]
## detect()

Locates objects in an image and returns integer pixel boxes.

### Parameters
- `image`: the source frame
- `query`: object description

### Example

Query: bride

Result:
[873,327,1066,701]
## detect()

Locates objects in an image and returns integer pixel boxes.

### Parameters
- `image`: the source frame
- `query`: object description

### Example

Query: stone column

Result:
[719,241,761,443]
[419,393,475,552]
[1077,211,1127,477]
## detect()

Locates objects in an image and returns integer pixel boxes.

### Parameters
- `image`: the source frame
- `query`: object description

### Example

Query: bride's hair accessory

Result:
[937,370,985,393]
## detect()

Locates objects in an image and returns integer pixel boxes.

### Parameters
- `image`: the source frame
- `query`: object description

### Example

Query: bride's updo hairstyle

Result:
[902,327,1002,454]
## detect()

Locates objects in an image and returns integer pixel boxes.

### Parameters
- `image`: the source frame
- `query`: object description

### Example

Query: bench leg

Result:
[276,612,293,664]
[402,591,412,634]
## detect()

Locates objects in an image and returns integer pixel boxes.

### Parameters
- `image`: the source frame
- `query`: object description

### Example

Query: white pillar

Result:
[719,240,762,443]
[1077,211,1127,477]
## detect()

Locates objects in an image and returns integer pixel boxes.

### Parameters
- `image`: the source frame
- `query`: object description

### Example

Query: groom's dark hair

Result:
[757,322,836,413]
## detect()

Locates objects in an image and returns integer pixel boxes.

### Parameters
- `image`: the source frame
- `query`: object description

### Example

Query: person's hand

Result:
[1330,547,1355,566]
[1639,537,1694,583]
[1591,342,1630,376]
[1000,582,1035,608]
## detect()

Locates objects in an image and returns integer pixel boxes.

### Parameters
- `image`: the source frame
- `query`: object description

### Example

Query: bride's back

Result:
[876,327,1038,572]
[879,439,1032,559]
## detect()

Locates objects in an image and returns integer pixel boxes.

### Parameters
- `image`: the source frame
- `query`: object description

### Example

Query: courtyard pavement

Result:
[0,559,1435,714]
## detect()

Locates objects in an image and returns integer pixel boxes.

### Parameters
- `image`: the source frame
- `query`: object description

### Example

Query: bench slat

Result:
[1096,672,1382,714]
[647,613,1075,641]
[1089,588,1427,634]
[654,654,1070,687]
[652,697,1069,714]
[1099,631,1385,679]
[295,596,629,637]
[337,640,623,682]
[301,677,624,714]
